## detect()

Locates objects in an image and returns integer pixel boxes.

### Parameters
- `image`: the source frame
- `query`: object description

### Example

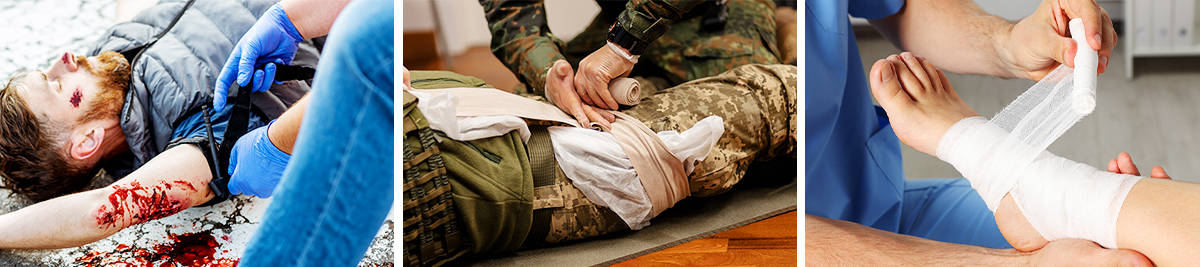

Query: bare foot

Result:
[869,52,1049,251]
[868,52,979,156]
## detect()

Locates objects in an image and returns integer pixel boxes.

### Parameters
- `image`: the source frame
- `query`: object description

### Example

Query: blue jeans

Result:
[900,178,1011,248]
[240,0,394,265]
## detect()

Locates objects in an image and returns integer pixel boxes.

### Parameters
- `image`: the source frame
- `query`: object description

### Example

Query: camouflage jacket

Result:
[480,0,704,94]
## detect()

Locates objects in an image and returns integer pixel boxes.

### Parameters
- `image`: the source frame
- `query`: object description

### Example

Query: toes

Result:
[899,52,935,92]
[869,59,913,111]
[919,57,945,93]
[1116,152,1141,176]
[1151,166,1171,179]
[888,55,925,99]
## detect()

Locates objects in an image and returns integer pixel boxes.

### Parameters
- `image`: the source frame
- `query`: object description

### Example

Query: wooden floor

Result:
[614,211,798,266]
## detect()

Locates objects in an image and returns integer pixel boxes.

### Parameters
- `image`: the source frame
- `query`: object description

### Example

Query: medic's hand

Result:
[213,3,304,112]
[1106,152,1171,179]
[1002,0,1116,81]
[226,122,291,198]
[1025,239,1151,266]
[547,59,614,129]
[573,42,636,110]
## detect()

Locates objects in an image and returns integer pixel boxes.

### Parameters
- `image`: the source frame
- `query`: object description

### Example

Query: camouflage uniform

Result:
[481,0,782,96]
[532,64,796,244]
[404,64,796,247]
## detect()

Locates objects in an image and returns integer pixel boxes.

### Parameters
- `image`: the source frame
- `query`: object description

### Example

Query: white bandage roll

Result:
[1069,18,1097,115]
[609,78,642,106]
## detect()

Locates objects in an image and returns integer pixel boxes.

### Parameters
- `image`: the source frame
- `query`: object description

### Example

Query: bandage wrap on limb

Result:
[937,64,1093,211]
[934,19,1138,248]
[938,117,1139,248]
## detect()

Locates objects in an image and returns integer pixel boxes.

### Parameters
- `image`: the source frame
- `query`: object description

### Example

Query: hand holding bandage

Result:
[1001,0,1116,80]
[574,42,638,110]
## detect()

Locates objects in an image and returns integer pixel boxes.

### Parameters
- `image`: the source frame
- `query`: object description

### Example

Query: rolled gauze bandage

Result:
[1069,18,1097,115]
[609,78,641,106]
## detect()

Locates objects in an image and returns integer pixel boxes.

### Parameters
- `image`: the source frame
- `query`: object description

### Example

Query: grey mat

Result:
[470,180,797,267]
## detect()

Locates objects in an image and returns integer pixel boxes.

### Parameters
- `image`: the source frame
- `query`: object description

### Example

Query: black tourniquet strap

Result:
[203,65,315,206]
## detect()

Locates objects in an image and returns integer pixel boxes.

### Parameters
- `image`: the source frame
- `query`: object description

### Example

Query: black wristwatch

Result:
[607,20,649,55]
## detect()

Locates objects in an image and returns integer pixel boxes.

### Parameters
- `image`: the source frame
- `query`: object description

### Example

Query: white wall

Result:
[403,0,601,56]
[851,0,1125,26]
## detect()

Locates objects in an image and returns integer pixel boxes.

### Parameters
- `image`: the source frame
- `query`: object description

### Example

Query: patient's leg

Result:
[528,64,796,245]
[867,52,1200,265]
[624,64,797,197]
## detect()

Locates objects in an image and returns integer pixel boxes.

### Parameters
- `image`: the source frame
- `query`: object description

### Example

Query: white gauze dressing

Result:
[936,19,1139,248]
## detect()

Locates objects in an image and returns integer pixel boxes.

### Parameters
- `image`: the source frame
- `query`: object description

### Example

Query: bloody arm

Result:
[0,145,214,249]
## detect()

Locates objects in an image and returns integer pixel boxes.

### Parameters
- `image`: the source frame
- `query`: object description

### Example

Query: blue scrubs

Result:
[805,0,1011,248]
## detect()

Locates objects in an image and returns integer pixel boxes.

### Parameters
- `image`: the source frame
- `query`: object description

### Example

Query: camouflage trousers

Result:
[534,64,797,244]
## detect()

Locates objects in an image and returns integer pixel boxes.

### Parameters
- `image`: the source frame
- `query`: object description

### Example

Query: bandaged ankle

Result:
[938,117,1140,248]
[1011,153,1139,248]
[934,18,1138,248]
[938,59,1094,212]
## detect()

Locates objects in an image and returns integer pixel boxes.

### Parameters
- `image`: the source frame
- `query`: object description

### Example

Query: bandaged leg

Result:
[935,19,1138,248]
[939,117,1140,248]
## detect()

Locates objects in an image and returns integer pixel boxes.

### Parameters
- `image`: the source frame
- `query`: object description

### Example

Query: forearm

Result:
[0,145,213,249]
[280,0,351,38]
[616,0,704,43]
[1116,178,1200,265]
[806,214,1023,265]
[480,0,563,94]
[0,190,110,249]
[869,0,1016,78]
[267,94,309,154]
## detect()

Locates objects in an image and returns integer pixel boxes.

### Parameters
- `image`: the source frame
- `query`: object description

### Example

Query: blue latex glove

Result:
[226,121,291,198]
[214,3,304,112]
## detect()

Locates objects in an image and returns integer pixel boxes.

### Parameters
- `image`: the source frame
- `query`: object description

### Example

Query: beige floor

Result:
[854,29,1200,183]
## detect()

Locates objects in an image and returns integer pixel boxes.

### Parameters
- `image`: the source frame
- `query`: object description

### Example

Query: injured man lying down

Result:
[402,63,796,265]
[0,0,385,265]
[867,41,1200,265]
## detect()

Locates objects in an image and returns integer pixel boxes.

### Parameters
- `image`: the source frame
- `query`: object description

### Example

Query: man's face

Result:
[14,52,126,125]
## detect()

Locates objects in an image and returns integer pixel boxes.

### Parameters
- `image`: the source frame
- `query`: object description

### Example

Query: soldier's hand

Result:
[546,59,614,129]
[574,42,636,110]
